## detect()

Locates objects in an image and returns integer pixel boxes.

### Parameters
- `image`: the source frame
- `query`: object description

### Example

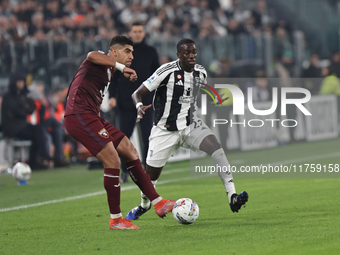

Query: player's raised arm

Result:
[87,51,137,82]
[87,51,118,67]
[132,84,152,123]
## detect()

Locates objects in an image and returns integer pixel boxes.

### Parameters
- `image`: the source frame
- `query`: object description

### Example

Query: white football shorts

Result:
[146,118,214,168]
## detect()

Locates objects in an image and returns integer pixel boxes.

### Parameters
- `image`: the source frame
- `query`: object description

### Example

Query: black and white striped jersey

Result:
[143,60,207,131]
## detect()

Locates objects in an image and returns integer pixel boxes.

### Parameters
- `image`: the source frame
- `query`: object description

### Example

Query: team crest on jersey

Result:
[98,128,109,138]
[177,74,182,80]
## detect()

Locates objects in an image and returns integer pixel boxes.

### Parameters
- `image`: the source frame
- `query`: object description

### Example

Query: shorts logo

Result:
[177,74,182,79]
[98,128,109,138]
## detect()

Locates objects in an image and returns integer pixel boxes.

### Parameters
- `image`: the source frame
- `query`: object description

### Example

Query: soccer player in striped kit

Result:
[126,39,248,220]
[64,36,175,230]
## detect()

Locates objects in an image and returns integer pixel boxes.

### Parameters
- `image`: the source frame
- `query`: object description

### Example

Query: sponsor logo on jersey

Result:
[177,74,182,79]
[98,128,109,138]
[185,87,192,96]
[179,95,194,104]
[147,76,156,84]
[175,80,184,86]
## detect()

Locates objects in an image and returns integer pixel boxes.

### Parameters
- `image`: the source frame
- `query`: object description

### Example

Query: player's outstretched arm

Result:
[87,51,137,82]
[87,51,118,67]
[132,84,152,123]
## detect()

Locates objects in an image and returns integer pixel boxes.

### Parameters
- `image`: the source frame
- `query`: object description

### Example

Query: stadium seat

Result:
[4,137,32,166]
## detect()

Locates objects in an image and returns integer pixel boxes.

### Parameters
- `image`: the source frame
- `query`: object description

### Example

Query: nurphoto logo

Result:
[200,84,312,128]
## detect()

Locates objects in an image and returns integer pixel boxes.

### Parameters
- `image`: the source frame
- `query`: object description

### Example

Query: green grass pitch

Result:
[1,138,339,255]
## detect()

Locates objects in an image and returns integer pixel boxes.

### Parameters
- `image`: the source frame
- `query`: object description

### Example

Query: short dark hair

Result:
[177,38,195,52]
[109,36,133,49]
[131,21,144,27]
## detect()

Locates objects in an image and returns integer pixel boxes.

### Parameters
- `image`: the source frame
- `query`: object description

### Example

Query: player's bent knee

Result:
[96,143,121,169]
[116,137,139,162]
[103,153,121,168]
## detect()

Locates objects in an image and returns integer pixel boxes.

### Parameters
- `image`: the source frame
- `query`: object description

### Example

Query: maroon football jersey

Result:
[65,57,114,116]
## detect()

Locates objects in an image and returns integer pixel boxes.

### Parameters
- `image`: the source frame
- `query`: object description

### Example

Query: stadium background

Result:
[0,0,339,89]
[0,0,339,164]
[0,1,340,254]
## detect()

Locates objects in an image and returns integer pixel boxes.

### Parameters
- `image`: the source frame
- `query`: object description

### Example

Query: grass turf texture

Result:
[1,138,339,255]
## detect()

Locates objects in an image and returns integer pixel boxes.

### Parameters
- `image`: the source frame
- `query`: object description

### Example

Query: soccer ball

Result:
[12,162,32,181]
[172,198,199,224]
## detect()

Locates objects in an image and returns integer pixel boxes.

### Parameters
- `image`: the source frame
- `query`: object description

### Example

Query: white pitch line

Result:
[0,176,191,212]
[1,150,339,213]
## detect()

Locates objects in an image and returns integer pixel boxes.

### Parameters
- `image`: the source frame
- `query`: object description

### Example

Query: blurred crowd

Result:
[0,0,287,43]
[0,0,300,85]
[0,0,338,93]
[0,0,339,168]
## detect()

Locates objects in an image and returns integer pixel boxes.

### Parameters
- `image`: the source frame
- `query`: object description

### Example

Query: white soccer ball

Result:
[12,162,32,181]
[172,198,199,224]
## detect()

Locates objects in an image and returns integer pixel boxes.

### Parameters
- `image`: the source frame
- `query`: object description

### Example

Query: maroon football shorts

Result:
[64,113,125,156]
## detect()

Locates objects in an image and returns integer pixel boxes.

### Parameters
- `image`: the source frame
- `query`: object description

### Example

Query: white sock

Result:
[111,213,122,219]
[211,148,236,203]
[141,180,158,209]
[151,196,162,205]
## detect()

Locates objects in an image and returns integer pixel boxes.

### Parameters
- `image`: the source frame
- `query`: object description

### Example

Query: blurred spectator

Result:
[273,16,293,36]
[330,51,340,78]
[44,0,65,20]
[0,0,337,86]
[159,55,173,65]
[274,27,293,61]
[8,15,28,42]
[0,0,11,17]
[244,70,271,102]
[145,8,166,39]
[179,20,194,38]
[119,3,148,29]
[29,12,49,36]
[227,18,248,36]
[48,87,66,125]
[301,54,322,78]
[27,81,68,167]
[251,0,274,29]
[0,16,10,41]
[29,29,49,84]
[63,0,78,18]
[209,56,231,77]
[274,49,294,87]
[301,54,322,95]
[225,0,250,22]
[319,65,340,95]
[1,72,46,169]
[202,13,227,38]
[214,6,229,27]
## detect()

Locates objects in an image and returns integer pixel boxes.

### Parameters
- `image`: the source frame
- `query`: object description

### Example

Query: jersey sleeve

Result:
[142,66,171,92]
[195,64,208,83]
[202,68,208,83]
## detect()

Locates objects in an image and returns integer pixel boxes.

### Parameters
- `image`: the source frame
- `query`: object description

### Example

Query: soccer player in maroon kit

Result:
[64,36,175,230]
